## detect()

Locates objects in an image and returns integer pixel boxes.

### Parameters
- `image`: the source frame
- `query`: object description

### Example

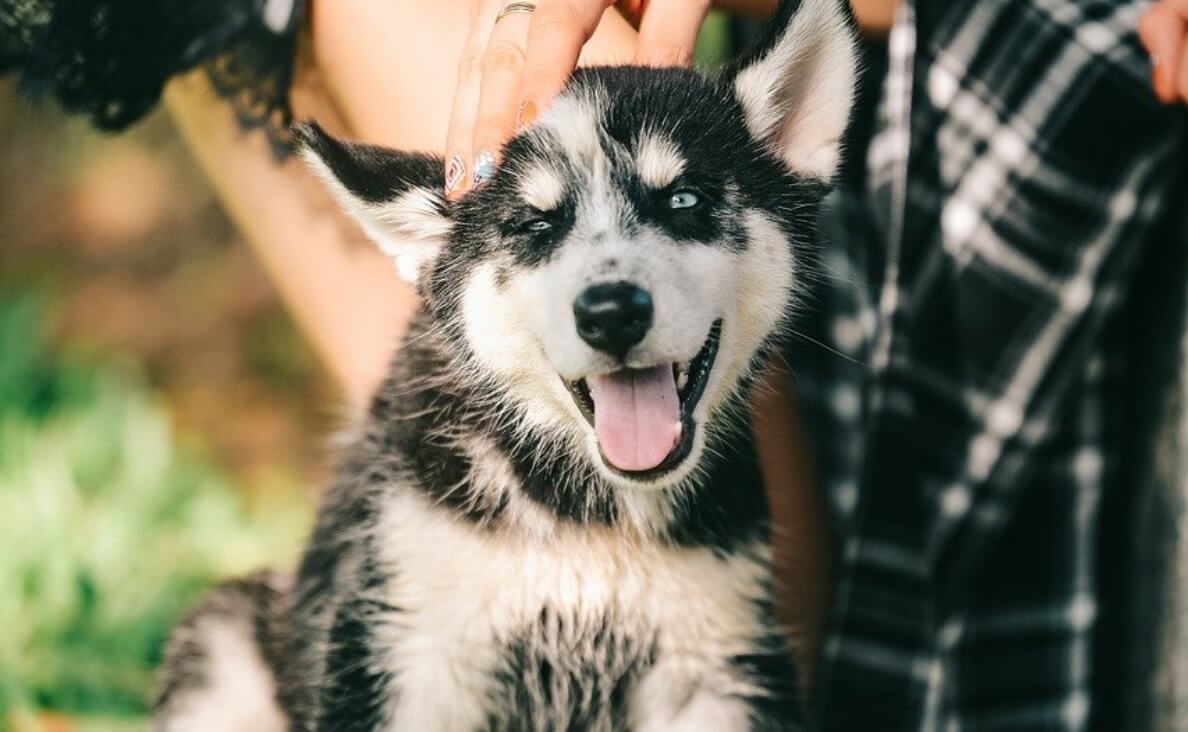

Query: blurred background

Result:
[0,83,326,731]
[0,16,738,731]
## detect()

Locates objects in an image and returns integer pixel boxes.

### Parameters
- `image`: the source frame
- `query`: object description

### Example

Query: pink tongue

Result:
[586,365,682,472]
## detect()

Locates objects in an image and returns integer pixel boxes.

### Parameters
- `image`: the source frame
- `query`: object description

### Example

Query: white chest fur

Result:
[369,490,774,731]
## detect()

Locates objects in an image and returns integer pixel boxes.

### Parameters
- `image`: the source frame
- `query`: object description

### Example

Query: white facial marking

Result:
[731,210,796,362]
[460,262,587,438]
[519,165,567,211]
[540,91,606,164]
[635,134,686,189]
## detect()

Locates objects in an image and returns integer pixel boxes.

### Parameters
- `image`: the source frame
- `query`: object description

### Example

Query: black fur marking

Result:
[728,578,805,730]
[496,424,621,525]
[666,407,771,552]
[371,317,511,526]
[275,471,384,728]
[730,614,805,732]
[316,594,395,731]
[496,198,578,269]
[296,121,445,205]
[372,312,621,526]
[596,67,755,249]
[634,181,730,246]
[487,608,655,730]
[454,132,580,269]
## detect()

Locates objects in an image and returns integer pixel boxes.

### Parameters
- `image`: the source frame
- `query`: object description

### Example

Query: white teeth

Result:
[676,363,690,392]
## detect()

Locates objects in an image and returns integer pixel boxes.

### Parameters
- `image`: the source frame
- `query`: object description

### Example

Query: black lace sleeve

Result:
[1,0,307,157]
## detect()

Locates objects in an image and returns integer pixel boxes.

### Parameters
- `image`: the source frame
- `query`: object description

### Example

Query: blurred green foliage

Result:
[0,293,311,729]
[695,10,735,71]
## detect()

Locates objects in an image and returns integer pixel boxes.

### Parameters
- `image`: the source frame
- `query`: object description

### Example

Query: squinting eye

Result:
[522,219,552,233]
[667,190,701,210]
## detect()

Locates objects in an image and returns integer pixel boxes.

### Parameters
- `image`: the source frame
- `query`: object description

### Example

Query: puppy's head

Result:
[299,0,856,490]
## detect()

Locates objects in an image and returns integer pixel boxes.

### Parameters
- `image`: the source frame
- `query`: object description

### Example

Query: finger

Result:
[444,57,484,197]
[519,0,609,124]
[1177,15,1188,102]
[444,0,506,198]
[1179,39,1188,102]
[614,0,645,28]
[1168,0,1188,103]
[471,9,534,186]
[634,0,711,67]
[1139,3,1187,103]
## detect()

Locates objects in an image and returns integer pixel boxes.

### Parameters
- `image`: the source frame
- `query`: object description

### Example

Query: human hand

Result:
[1140,0,1188,104]
[443,0,711,197]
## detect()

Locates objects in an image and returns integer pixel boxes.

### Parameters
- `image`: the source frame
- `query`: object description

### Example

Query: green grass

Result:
[0,293,311,728]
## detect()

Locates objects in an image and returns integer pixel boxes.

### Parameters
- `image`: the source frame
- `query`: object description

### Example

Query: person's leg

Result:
[165,74,401,408]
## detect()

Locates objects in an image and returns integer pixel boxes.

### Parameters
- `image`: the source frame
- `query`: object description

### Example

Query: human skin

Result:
[1140,0,1188,104]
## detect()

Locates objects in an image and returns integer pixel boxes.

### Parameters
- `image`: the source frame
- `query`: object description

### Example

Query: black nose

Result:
[573,282,654,358]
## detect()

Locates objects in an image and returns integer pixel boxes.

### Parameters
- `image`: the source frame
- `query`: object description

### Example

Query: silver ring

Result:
[495,1,536,23]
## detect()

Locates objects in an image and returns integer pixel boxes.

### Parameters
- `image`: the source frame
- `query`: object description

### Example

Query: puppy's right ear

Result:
[728,0,858,181]
[296,122,450,283]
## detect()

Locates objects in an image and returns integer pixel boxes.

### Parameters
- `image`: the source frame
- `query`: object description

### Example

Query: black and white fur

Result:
[152,1,856,729]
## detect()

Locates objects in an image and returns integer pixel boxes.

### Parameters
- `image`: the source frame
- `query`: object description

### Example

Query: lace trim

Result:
[1,0,307,157]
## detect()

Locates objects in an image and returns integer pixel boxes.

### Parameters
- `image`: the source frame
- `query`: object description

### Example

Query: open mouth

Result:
[565,320,722,480]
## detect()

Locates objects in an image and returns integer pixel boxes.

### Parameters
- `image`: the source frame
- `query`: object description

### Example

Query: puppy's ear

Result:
[296,122,450,283]
[729,0,858,180]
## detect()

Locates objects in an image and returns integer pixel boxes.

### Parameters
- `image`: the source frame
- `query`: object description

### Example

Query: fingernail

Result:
[445,155,466,194]
[472,150,497,186]
[517,101,538,130]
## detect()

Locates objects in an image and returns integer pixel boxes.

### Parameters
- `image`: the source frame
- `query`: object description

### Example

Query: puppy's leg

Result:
[152,571,290,732]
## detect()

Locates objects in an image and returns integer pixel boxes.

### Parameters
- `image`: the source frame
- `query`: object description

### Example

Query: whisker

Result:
[786,328,867,368]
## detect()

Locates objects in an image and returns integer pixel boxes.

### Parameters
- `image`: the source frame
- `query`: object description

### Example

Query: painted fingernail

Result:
[473,150,497,186]
[517,101,538,130]
[445,155,466,194]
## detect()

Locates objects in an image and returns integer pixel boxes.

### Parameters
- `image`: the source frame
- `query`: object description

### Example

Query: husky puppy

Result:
[152,1,856,729]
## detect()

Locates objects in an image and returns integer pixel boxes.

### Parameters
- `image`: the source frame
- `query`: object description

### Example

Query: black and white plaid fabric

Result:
[791,1,1187,730]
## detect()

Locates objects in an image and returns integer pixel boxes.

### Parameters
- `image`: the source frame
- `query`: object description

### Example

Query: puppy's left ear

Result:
[729,0,859,180]
[296,122,450,283]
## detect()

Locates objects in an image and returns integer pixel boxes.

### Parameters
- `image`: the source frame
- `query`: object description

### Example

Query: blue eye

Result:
[522,219,552,233]
[668,190,701,210]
